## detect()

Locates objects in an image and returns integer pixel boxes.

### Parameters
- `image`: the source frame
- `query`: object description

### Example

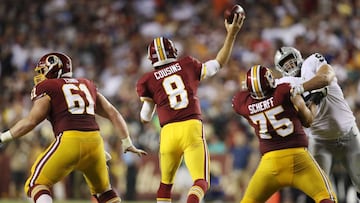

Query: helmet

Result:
[246,65,276,99]
[34,52,73,85]
[147,37,178,67]
[274,47,303,77]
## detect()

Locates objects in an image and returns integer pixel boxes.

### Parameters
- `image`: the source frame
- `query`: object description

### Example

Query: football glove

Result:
[303,87,328,106]
[290,84,304,97]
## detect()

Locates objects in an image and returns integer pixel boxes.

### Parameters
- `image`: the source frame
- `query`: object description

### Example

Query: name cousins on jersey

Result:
[153,63,182,80]
[248,97,274,114]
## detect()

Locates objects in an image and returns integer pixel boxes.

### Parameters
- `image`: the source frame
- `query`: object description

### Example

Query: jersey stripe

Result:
[29,133,63,187]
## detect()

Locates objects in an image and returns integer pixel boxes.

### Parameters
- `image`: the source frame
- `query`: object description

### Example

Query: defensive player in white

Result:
[274,46,360,203]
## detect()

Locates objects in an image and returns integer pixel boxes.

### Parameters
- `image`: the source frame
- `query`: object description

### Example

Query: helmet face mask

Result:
[147,37,178,67]
[246,65,276,99]
[34,53,73,85]
[274,47,303,77]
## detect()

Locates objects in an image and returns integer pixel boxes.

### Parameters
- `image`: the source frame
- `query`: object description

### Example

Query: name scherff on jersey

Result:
[248,97,274,114]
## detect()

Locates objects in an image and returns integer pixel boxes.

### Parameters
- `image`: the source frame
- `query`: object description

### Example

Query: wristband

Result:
[0,130,14,143]
[105,151,112,161]
[298,84,304,94]
[121,136,133,152]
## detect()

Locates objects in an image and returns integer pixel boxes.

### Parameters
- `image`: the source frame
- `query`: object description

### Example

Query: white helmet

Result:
[274,47,303,77]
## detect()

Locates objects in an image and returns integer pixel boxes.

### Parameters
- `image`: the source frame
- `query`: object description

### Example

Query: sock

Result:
[35,194,53,203]
[157,182,173,203]
[187,179,208,203]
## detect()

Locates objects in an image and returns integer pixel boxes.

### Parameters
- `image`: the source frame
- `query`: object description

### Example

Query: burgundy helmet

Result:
[246,65,276,99]
[34,52,72,85]
[147,37,178,67]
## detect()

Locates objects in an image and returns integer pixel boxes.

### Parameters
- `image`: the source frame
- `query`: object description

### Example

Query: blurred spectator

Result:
[1,0,360,202]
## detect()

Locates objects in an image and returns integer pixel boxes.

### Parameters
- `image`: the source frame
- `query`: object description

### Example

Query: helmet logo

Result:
[33,52,73,85]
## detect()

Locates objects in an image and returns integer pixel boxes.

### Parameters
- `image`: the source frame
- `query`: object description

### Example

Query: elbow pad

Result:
[202,60,220,79]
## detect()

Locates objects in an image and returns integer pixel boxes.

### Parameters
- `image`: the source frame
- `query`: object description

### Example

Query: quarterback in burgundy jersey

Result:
[137,56,203,127]
[137,12,244,203]
[0,52,146,203]
[232,65,337,203]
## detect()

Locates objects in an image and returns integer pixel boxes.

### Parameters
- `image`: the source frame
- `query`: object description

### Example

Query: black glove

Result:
[302,87,328,106]
[0,139,4,151]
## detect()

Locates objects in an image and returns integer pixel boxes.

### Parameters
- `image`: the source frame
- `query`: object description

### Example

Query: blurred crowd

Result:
[0,0,360,202]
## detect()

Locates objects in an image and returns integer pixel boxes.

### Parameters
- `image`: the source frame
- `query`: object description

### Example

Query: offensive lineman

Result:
[0,52,147,203]
[232,65,337,203]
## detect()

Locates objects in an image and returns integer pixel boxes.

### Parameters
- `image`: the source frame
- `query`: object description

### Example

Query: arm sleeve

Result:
[140,100,156,122]
[201,59,221,80]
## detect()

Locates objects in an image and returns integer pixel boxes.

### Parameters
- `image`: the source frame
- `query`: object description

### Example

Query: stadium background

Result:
[0,0,359,202]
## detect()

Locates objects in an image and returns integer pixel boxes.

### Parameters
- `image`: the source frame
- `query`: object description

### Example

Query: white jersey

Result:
[275,53,356,140]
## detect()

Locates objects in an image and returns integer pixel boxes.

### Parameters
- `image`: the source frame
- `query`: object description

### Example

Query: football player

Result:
[275,46,360,202]
[0,52,147,203]
[232,65,337,203]
[136,12,245,203]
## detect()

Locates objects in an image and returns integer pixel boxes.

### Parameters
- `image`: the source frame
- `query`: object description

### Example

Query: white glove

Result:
[121,136,134,153]
[105,151,112,162]
[290,84,304,97]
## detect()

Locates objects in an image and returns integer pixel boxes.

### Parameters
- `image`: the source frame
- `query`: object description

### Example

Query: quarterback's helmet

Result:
[246,65,276,99]
[34,52,73,85]
[147,37,178,67]
[274,47,303,77]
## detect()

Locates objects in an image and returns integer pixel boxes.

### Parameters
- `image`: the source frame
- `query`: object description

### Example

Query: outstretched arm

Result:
[202,13,245,79]
[96,92,147,156]
[0,96,49,143]
[292,64,335,96]
[302,64,335,91]
[216,13,245,67]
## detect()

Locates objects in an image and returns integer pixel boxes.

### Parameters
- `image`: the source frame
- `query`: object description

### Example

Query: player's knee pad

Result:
[27,184,52,202]
[98,189,121,203]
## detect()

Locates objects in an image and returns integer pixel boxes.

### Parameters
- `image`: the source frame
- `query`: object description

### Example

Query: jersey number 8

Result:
[162,75,189,110]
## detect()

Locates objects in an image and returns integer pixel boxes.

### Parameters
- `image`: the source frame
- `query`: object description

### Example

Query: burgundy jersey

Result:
[136,56,203,126]
[31,78,100,136]
[232,83,308,154]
